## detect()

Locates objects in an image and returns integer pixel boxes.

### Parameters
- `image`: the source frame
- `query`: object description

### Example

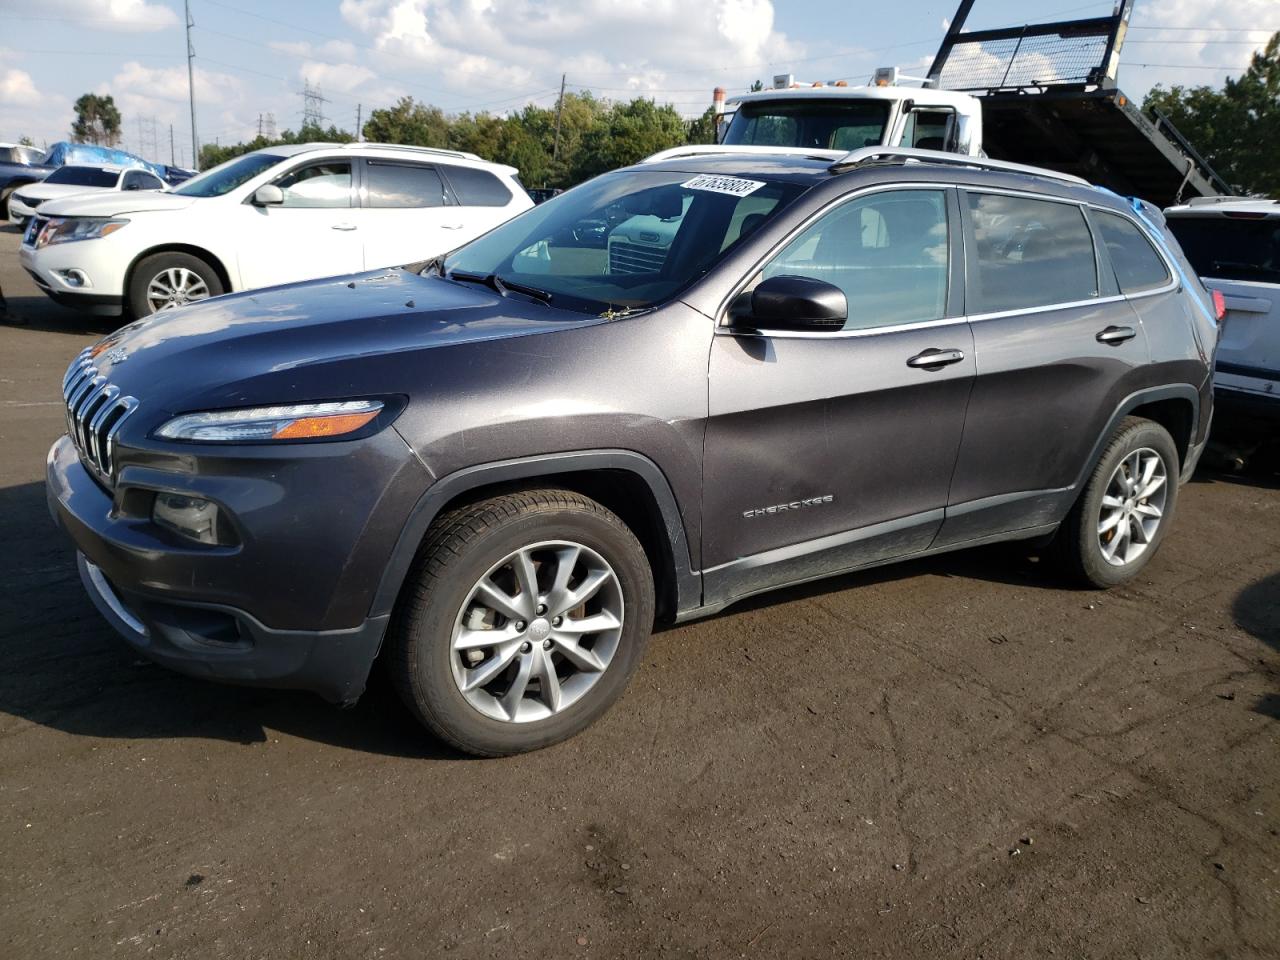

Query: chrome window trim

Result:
[721,294,1129,340]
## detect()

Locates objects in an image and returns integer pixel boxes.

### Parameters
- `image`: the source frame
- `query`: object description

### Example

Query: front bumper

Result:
[19,236,127,316]
[46,434,403,704]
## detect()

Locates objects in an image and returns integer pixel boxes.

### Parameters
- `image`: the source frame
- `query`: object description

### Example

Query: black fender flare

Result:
[1072,383,1202,492]
[367,449,701,621]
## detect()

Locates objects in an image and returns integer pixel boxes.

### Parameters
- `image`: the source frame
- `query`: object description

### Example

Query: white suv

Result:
[20,143,532,318]
[1165,197,1280,423]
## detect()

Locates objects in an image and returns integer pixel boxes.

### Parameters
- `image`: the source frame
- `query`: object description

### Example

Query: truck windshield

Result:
[723,99,891,151]
[174,153,285,198]
[443,169,805,315]
[1166,216,1280,284]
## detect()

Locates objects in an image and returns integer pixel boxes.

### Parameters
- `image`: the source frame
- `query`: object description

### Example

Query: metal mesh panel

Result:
[937,31,1111,91]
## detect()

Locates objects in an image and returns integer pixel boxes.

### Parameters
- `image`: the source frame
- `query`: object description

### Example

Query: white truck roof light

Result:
[773,74,794,90]
[873,67,899,87]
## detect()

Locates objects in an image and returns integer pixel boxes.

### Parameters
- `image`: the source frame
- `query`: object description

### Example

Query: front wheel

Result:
[127,252,224,317]
[1057,416,1180,588]
[388,489,655,756]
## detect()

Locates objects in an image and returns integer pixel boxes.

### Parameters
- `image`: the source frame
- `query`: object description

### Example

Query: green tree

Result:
[71,93,122,146]
[686,105,719,144]
[18,135,34,147]
[362,97,451,147]
[571,98,689,183]
[1143,32,1280,197]
[199,123,353,170]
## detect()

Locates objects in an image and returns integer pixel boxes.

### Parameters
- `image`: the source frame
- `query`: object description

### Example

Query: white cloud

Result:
[38,0,179,32]
[338,0,802,111]
[0,67,39,104]
[299,61,378,96]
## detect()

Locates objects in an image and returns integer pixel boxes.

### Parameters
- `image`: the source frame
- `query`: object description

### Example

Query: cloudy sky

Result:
[0,0,1274,167]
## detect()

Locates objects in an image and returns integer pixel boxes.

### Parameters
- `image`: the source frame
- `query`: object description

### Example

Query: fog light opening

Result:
[57,269,91,288]
[153,493,221,545]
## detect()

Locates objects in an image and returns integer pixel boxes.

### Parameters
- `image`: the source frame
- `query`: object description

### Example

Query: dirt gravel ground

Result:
[1,226,1277,959]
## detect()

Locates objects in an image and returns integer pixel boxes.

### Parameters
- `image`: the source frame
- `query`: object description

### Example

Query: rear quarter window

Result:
[442,165,512,206]
[1093,210,1170,293]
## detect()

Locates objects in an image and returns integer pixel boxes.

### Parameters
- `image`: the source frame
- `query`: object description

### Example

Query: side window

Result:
[123,171,161,191]
[1093,210,1171,293]
[274,161,352,208]
[901,110,954,151]
[761,189,950,331]
[965,193,1097,313]
[366,161,446,208]
[442,165,512,206]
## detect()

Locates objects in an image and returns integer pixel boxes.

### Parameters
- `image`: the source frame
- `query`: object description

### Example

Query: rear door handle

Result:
[1096,325,1136,345]
[331,223,358,232]
[907,348,965,369]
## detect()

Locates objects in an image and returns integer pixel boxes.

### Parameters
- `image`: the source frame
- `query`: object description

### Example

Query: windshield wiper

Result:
[447,269,553,304]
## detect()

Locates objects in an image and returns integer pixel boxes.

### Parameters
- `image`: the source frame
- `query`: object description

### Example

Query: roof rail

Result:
[641,144,846,164]
[829,146,1091,186]
[336,142,483,162]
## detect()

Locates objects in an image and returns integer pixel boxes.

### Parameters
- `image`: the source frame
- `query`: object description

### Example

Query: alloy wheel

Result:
[449,540,624,723]
[146,267,211,313]
[1097,447,1168,566]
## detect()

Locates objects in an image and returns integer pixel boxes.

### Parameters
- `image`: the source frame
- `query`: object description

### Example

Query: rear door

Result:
[936,190,1153,546]
[703,186,974,606]
[358,159,461,268]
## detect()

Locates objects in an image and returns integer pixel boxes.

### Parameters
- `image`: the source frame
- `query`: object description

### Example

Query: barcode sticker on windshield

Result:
[682,175,765,197]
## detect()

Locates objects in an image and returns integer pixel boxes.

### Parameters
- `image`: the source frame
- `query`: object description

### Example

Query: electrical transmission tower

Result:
[136,115,159,160]
[301,81,329,129]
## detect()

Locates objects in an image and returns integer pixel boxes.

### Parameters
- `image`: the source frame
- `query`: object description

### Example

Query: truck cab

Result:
[717,70,983,157]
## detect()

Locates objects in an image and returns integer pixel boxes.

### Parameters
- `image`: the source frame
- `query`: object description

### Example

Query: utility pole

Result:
[552,73,566,162]
[356,103,362,141]
[185,0,199,170]
[169,123,175,165]
[257,113,263,138]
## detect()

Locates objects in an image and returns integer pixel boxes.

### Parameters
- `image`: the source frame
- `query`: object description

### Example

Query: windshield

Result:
[442,170,805,315]
[723,99,891,151]
[0,146,44,165]
[174,153,285,198]
[45,166,119,188]
[1167,215,1280,284]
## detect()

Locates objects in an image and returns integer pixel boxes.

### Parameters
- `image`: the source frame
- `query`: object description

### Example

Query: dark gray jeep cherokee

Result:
[47,147,1219,756]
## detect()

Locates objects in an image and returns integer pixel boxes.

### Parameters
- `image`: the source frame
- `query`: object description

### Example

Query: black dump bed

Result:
[979,88,1224,208]
[928,0,1230,208]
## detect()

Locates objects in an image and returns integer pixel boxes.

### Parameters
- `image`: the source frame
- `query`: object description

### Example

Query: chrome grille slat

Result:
[58,353,139,484]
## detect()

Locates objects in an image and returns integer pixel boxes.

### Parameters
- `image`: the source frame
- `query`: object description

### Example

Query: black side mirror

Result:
[738,275,847,331]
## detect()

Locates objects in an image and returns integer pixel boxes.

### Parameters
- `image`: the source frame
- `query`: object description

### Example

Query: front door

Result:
[236,158,363,290]
[703,187,974,607]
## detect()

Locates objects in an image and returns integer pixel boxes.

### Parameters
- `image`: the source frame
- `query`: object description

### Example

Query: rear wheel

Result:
[127,252,223,317]
[388,489,654,756]
[1057,416,1179,588]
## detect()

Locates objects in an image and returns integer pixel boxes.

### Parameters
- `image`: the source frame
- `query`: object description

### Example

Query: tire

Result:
[1057,416,1180,588]
[127,252,224,318]
[0,186,11,221]
[388,488,655,756]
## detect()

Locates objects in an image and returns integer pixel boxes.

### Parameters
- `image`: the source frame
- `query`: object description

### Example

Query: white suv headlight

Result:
[155,400,384,442]
[35,217,129,248]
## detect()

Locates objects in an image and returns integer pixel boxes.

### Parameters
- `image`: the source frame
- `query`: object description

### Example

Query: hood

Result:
[40,190,196,218]
[87,269,598,418]
[21,182,118,202]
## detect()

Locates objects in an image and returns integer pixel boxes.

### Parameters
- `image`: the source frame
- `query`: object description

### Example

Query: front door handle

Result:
[331,223,358,232]
[441,223,465,230]
[907,348,965,369]
[1096,325,1137,345]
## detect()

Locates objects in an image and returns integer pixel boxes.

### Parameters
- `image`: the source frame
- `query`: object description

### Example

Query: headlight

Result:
[35,217,129,248]
[155,399,385,442]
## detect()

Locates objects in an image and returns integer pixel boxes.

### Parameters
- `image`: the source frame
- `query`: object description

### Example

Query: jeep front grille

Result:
[61,348,138,483]
[609,240,668,275]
